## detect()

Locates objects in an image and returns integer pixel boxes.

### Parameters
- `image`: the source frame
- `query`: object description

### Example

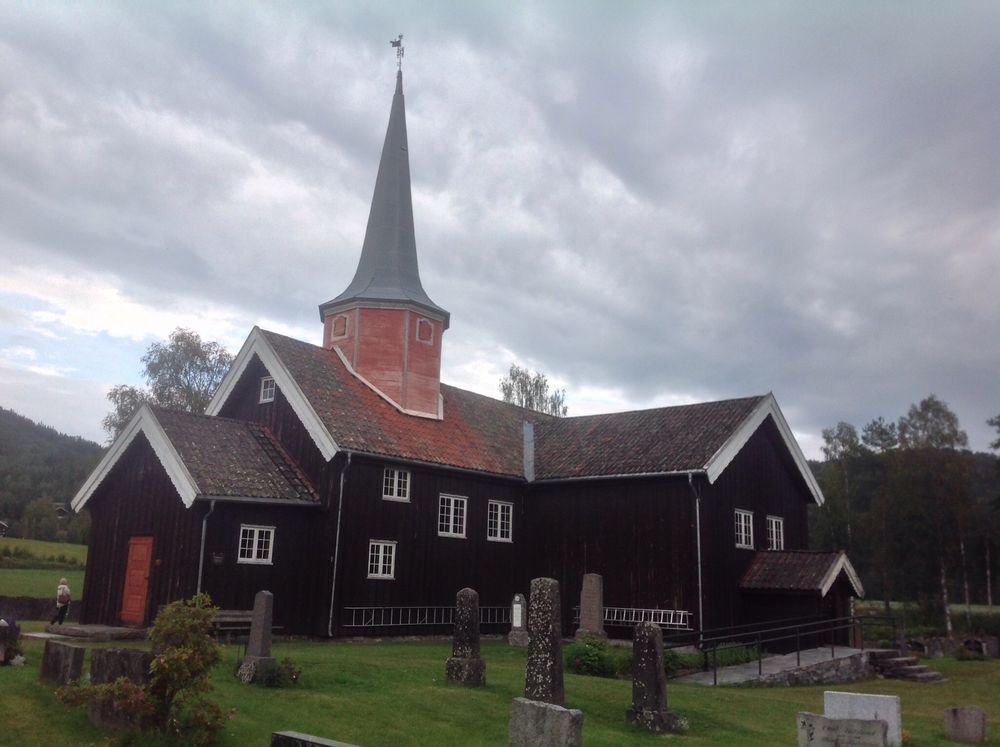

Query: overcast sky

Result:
[1,2,998,458]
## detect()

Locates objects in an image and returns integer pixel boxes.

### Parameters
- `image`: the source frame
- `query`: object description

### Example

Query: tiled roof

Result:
[260,330,764,481]
[151,407,317,503]
[740,551,848,594]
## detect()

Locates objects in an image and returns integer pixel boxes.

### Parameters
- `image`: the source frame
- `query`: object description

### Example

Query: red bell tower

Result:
[319,66,449,419]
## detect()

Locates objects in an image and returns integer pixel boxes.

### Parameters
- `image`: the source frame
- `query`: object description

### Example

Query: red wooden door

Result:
[120,536,153,625]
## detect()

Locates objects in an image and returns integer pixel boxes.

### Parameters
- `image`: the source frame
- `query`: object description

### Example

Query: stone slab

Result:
[90,647,152,685]
[246,590,274,660]
[943,706,987,744]
[509,697,583,747]
[525,577,564,705]
[575,573,606,640]
[797,712,888,747]
[824,691,900,747]
[39,639,84,684]
[271,731,359,747]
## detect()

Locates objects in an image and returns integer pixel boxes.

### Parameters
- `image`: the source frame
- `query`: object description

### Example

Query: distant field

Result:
[0,537,88,565]
[859,600,998,616]
[0,568,86,597]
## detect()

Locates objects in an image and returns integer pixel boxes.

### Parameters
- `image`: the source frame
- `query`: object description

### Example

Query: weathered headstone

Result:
[446,587,486,686]
[983,635,1000,659]
[509,697,584,747]
[271,731,360,747]
[626,622,687,733]
[509,593,529,647]
[824,691,901,747]
[242,590,276,678]
[0,619,8,663]
[40,639,85,684]
[575,573,606,640]
[525,577,564,705]
[797,712,888,747]
[943,706,987,744]
[90,647,152,685]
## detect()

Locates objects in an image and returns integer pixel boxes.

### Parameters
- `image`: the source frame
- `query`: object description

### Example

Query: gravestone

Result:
[445,587,486,686]
[943,706,987,744]
[575,573,606,640]
[0,619,8,663]
[241,590,276,680]
[525,577,564,705]
[509,593,529,647]
[40,639,84,684]
[626,622,687,733]
[509,697,583,747]
[824,691,901,747]
[271,731,360,747]
[797,712,888,747]
[90,647,152,685]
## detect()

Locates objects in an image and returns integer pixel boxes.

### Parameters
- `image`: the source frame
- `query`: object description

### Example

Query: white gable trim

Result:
[206,327,339,461]
[703,393,824,505]
[820,552,865,598]
[71,405,201,511]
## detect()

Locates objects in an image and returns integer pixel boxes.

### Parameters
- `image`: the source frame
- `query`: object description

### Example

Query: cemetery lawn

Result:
[4,638,999,746]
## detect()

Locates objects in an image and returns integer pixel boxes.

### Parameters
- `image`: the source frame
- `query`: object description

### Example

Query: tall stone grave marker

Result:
[446,587,486,686]
[575,573,606,640]
[40,639,84,684]
[240,590,276,681]
[525,577,564,705]
[626,622,687,733]
[509,593,529,647]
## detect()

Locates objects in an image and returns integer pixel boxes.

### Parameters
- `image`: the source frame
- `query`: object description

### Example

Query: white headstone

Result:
[824,691,901,747]
[513,602,523,629]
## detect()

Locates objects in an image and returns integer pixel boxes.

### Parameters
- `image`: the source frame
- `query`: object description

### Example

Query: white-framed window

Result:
[238,525,275,564]
[415,317,433,344]
[487,500,513,542]
[438,494,467,538]
[367,540,396,579]
[259,376,276,404]
[767,515,784,551]
[382,467,410,502]
[734,509,754,549]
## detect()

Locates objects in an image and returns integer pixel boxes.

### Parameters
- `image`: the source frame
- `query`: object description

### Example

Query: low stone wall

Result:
[756,652,871,687]
[0,596,81,622]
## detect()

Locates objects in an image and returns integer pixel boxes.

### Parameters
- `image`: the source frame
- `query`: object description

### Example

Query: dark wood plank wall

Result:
[81,435,204,626]
[524,477,697,636]
[199,502,324,633]
[699,416,814,630]
[332,456,526,633]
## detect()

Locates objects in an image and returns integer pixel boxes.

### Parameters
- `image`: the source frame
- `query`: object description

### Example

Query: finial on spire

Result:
[391,34,404,70]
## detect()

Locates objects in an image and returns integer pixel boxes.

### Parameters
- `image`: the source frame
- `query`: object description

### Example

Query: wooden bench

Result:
[211,610,283,642]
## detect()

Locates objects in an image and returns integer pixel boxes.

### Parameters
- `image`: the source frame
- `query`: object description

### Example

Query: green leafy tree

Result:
[819,421,861,551]
[20,496,58,541]
[103,328,233,441]
[988,413,1000,450]
[862,416,898,453]
[499,363,568,416]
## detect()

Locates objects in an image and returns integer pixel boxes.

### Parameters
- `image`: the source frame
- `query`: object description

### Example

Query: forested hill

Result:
[0,407,104,521]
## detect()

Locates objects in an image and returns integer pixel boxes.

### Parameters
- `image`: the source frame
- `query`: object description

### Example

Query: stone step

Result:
[878,656,917,668]
[894,665,929,676]
[867,649,903,660]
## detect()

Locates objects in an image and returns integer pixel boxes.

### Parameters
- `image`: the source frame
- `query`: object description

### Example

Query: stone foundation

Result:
[509,697,583,747]
[756,652,870,687]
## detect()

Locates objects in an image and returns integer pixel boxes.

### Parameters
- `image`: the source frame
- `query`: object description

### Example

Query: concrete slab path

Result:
[24,624,146,642]
[674,646,864,685]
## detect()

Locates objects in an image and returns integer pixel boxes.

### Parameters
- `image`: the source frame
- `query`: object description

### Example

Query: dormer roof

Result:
[319,70,449,327]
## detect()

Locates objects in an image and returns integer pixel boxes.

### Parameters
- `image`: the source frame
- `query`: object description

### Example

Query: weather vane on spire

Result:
[391,34,404,70]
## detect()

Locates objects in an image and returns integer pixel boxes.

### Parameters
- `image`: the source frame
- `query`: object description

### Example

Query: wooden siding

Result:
[525,477,697,636]
[700,416,814,630]
[80,434,203,627]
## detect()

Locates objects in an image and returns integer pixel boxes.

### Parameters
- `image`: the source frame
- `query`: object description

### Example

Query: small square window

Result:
[415,317,433,344]
[487,500,513,542]
[767,515,784,551]
[438,494,466,538]
[259,376,275,404]
[382,468,410,501]
[238,525,274,564]
[368,540,396,579]
[734,509,754,549]
[331,313,349,339]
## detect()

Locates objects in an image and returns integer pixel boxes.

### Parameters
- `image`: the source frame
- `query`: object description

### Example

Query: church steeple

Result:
[319,60,448,419]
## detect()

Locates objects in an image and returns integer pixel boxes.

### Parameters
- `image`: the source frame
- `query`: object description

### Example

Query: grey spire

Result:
[320,70,449,327]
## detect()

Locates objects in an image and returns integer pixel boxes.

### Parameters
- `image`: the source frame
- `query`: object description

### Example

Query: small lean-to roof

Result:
[208,328,823,503]
[71,405,317,511]
[740,550,864,598]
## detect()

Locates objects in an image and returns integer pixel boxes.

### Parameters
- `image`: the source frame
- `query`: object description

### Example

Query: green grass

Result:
[0,568,85,598]
[4,638,1000,746]
[0,537,88,565]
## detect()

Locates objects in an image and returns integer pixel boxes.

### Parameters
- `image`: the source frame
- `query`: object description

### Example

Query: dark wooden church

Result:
[72,67,862,638]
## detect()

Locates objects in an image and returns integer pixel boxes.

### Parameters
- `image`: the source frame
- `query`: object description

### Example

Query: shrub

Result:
[255,657,301,688]
[0,618,23,663]
[564,636,630,678]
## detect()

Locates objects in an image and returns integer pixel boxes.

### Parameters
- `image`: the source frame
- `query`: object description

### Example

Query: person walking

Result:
[51,578,71,625]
